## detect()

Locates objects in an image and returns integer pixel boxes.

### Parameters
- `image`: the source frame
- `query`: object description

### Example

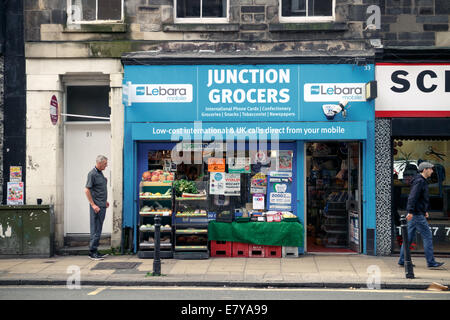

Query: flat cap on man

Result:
[418,161,434,172]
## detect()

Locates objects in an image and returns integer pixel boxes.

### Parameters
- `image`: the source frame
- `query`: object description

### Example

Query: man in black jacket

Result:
[398,162,444,269]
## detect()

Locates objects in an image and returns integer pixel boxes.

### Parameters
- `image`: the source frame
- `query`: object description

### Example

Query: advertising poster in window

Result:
[7,182,24,205]
[208,158,225,172]
[228,157,250,173]
[224,173,241,196]
[267,172,293,211]
[210,172,225,195]
[250,172,267,194]
[278,150,293,171]
[253,194,265,210]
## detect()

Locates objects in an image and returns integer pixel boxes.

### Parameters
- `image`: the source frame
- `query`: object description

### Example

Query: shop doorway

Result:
[305,142,362,253]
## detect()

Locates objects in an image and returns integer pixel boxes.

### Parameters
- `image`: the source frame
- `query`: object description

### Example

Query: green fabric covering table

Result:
[208,221,304,247]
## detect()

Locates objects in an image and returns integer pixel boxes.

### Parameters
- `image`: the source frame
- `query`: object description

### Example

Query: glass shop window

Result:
[175,0,228,22]
[66,86,110,122]
[392,138,450,253]
[140,142,288,215]
[280,0,334,22]
[69,0,123,23]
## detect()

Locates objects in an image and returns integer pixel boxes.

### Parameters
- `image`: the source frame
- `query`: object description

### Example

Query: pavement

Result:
[0,253,449,290]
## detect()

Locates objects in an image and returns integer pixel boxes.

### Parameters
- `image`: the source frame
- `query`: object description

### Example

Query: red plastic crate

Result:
[210,240,232,257]
[264,245,281,258]
[232,242,249,257]
[249,244,265,257]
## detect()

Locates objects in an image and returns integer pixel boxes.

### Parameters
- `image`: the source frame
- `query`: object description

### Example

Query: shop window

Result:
[140,142,291,216]
[175,0,228,23]
[66,86,110,122]
[280,0,334,22]
[68,0,123,23]
[392,138,450,253]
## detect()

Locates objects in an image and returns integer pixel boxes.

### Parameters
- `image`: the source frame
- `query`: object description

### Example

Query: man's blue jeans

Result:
[89,206,106,254]
[398,214,436,266]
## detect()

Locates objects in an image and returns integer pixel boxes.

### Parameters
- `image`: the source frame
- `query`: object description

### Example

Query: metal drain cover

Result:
[91,262,141,270]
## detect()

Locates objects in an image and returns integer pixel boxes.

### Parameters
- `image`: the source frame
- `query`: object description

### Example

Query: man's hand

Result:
[92,204,100,214]
[425,212,429,218]
[406,213,413,221]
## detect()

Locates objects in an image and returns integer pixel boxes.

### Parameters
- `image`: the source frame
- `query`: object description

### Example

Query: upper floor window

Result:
[175,0,228,23]
[280,0,334,23]
[68,0,123,24]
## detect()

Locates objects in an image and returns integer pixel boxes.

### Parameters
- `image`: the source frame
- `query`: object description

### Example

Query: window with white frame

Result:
[175,0,228,23]
[280,0,334,22]
[68,0,123,23]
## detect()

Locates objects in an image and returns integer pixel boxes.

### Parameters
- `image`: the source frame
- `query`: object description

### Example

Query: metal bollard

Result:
[400,215,414,279]
[153,214,161,276]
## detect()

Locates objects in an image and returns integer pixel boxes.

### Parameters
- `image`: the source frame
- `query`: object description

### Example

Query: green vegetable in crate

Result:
[173,179,199,197]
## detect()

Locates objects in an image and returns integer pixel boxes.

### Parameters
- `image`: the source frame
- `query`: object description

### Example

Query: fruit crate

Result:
[232,242,249,257]
[282,246,299,258]
[264,245,281,258]
[210,240,232,257]
[249,244,265,258]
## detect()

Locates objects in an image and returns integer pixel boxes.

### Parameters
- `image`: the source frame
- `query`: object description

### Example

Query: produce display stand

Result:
[173,181,210,259]
[138,181,174,259]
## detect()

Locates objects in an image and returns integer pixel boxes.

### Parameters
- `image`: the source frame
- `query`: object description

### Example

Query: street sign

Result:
[50,95,58,125]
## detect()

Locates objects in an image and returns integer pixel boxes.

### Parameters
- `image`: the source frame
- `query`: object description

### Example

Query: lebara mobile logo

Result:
[132,84,193,103]
[136,86,146,96]
[310,86,321,95]
[304,83,366,102]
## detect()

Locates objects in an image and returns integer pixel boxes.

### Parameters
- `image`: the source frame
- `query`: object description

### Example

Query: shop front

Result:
[376,63,450,254]
[122,62,376,257]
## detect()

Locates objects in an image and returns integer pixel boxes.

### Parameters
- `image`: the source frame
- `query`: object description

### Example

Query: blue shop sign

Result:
[124,64,374,122]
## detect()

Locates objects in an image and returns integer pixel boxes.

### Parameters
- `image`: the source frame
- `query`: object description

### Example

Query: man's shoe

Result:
[89,252,104,261]
[96,251,109,259]
[428,262,444,269]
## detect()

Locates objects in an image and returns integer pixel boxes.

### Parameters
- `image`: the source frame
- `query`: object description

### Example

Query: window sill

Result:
[63,23,127,33]
[162,23,239,32]
[269,22,348,32]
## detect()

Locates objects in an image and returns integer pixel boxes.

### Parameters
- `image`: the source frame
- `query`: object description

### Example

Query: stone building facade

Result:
[26,0,450,254]
[24,0,381,252]
[374,0,450,255]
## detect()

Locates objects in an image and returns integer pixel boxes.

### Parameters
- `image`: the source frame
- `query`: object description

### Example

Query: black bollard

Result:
[400,215,414,279]
[153,214,161,276]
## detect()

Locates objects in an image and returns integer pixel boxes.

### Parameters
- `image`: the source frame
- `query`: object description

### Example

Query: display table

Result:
[208,221,304,247]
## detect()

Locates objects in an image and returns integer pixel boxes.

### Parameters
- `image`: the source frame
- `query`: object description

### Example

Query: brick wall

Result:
[24,0,379,57]
[381,0,450,47]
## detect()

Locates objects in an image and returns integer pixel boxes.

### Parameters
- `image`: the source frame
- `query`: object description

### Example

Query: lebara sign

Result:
[124,64,374,122]
[132,84,193,103]
[304,83,366,102]
[375,63,450,117]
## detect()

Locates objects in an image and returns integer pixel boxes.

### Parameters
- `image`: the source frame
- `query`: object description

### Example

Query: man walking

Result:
[85,155,109,260]
[398,162,444,269]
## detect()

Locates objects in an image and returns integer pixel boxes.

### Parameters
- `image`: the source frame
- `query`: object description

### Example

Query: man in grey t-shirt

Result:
[85,155,109,260]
